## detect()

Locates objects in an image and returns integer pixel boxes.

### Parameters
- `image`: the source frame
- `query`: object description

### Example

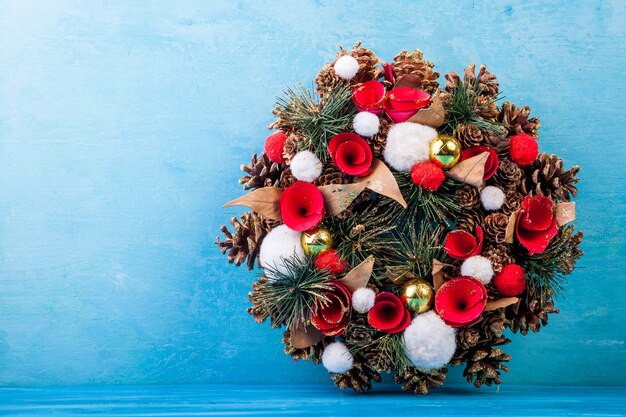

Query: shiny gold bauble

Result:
[401,277,435,314]
[300,227,334,256]
[429,135,462,168]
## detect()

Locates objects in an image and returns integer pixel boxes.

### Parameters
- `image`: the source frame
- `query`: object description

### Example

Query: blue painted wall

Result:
[0,0,624,387]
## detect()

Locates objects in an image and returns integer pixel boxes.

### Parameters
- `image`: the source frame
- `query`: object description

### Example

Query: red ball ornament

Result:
[264,131,288,163]
[509,133,539,166]
[493,264,527,296]
[410,161,445,191]
[314,249,347,276]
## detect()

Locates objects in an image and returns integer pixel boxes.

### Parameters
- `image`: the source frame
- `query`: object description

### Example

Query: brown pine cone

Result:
[216,212,280,270]
[394,367,447,395]
[482,245,515,273]
[360,344,393,373]
[502,189,524,216]
[520,153,580,202]
[392,50,439,94]
[282,133,304,163]
[506,291,559,335]
[457,345,511,388]
[239,153,284,190]
[456,184,480,209]
[493,159,523,190]
[455,209,484,233]
[279,168,297,189]
[498,101,541,138]
[477,95,499,120]
[344,314,375,347]
[247,277,269,323]
[314,164,349,186]
[331,355,382,393]
[463,64,499,98]
[315,42,382,98]
[457,327,481,351]
[281,330,331,364]
[556,226,584,274]
[482,213,509,244]
[454,124,483,149]
[368,116,391,158]
[482,127,510,157]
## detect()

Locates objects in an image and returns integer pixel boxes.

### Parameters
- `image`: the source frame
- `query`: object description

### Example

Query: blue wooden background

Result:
[0,0,624,387]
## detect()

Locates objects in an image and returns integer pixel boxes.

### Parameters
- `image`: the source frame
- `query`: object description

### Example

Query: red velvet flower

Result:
[311,282,351,336]
[328,133,373,176]
[382,87,431,123]
[280,182,325,232]
[314,249,347,276]
[444,226,484,260]
[435,276,488,328]
[352,80,385,114]
[515,195,558,255]
[367,292,411,334]
[460,146,499,180]
[264,131,288,163]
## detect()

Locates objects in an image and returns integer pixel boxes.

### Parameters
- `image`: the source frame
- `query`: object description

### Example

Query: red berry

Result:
[493,264,526,296]
[509,133,539,166]
[314,249,347,276]
[410,161,445,191]
[264,131,288,163]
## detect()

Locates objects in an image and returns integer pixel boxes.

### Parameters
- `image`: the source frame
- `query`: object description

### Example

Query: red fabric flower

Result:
[382,87,431,123]
[410,161,446,191]
[352,80,385,114]
[314,249,347,276]
[311,282,351,336]
[493,264,526,296]
[382,62,395,84]
[328,133,373,176]
[509,133,539,166]
[515,195,558,255]
[444,226,484,260]
[435,276,488,328]
[264,131,288,163]
[280,182,325,232]
[367,292,411,334]
[460,146,499,180]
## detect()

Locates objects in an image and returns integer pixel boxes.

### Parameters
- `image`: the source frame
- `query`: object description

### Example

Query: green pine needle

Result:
[442,80,503,135]
[392,175,461,227]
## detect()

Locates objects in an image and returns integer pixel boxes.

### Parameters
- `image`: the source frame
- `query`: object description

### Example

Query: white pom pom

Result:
[352,287,376,313]
[383,122,438,172]
[460,255,494,285]
[333,55,360,80]
[322,342,354,373]
[259,225,305,280]
[403,311,456,370]
[290,151,322,182]
[480,186,505,211]
[353,112,380,137]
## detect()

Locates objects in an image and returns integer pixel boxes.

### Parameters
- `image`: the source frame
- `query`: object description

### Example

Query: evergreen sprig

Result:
[387,223,448,278]
[369,333,412,373]
[442,80,503,135]
[392,175,461,227]
[273,83,356,161]
[256,257,334,327]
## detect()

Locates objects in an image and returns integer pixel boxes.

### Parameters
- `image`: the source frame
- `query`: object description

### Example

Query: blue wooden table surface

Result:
[0,385,624,416]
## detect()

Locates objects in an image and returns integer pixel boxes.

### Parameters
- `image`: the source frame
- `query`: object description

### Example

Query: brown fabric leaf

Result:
[504,210,518,244]
[407,91,445,128]
[555,202,576,226]
[223,187,282,221]
[336,256,375,292]
[485,297,520,312]
[289,321,324,349]
[355,158,407,208]
[432,259,445,291]
[385,269,416,286]
[446,151,488,187]
[318,182,368,216]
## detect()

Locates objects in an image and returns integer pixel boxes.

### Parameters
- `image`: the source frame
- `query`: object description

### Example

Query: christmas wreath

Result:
[217,42,583,394]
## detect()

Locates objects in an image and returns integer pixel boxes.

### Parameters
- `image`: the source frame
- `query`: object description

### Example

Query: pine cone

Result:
[482,213,509,244]
[361,344,394,373]
[464,64,499,98]
[457,327,481,351]
[458,345,511,387]
[454,124,483,149]
[502,189,524,216]
[498,101,541,138]
[282,133,304,163]
[477,95,499,120]
[331,355,382,393]
[344,314,375,347]
[455,209,484,233]
[493,159,523,190]
[282,330,331,364]
[315,42,382,98]
[392,50,439,94]
[505,291,559,335]
[481,127,510,157]
[314,164,349,186]
[482,245,515,273]
[368,116,391,158]
[555,226,584,274]
[216,212,279,270]
[279,167,297,189]
[456,184,480,209]
[520,153,580,202]
[239,153,284,190]
[247,277,269,323]
[394,367,447,395]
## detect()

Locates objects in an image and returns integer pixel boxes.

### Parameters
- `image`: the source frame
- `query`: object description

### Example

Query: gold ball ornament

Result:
[429,135,461,168]
[401,278,435,314]
[300,227,334,256]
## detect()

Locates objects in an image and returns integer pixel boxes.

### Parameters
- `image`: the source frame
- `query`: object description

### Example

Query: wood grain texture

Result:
[0,0,625,387]
[0,385,624,416]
